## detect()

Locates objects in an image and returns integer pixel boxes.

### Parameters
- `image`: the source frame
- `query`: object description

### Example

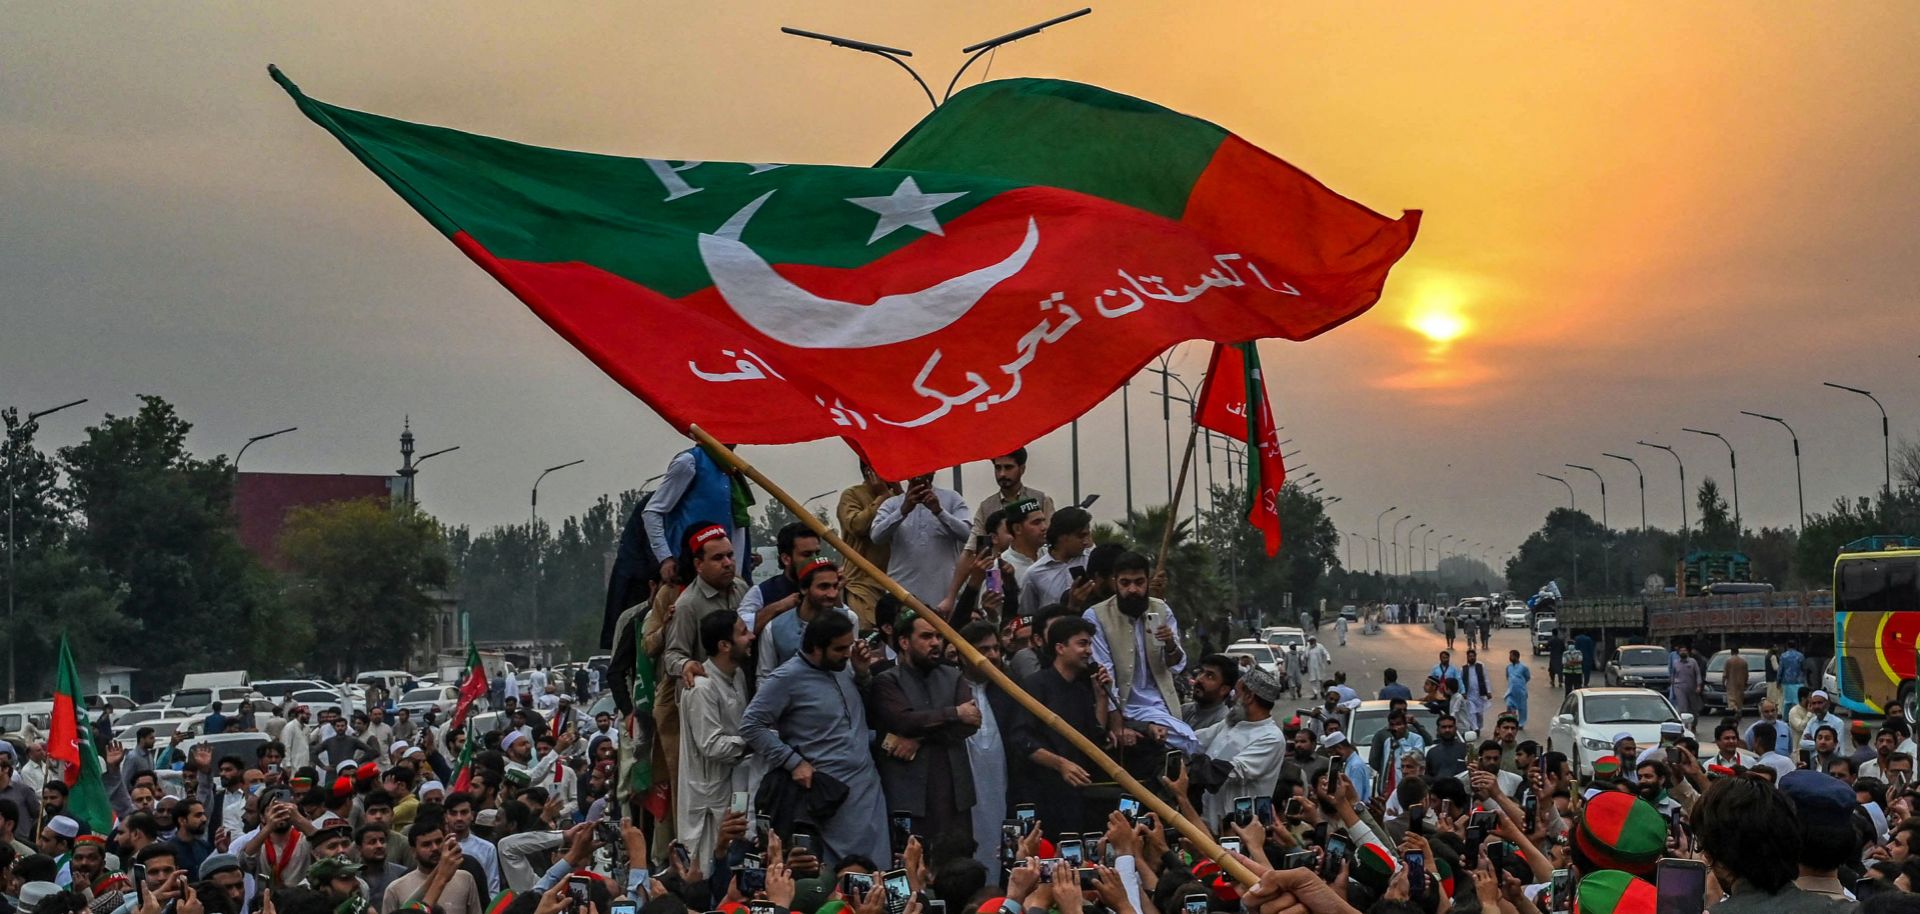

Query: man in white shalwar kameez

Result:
[1194,668,1287,830]
[677,609,757,864]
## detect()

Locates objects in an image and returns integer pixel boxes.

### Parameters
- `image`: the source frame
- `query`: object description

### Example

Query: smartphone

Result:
[1118,796,1141,823]
[1801,748,1815,768]
[882,870,911,914]
[1550,869,1573,913]
[1464,825,1487,868]
[1281,849,1316,870]
[131,864,148,902]
[791,829,816,856]
[840,873,876,899]
[1405,850,1427,901]
[1327,768,1342,796]
[1320,833,1352,880]
[731,791,750,814]
[1165,751,1183,781]
[1219,836,1243,855]
[1284,796,1305,819]
[1078,494,1100,509]
[1183,894,1208,914]
[1232,796,1254,826]
[1015,804,1037,832]
[1144,610,1162,629]
[1254,796,1275,825]
[1057,838,1083,864]
[1469,811,1500,833]
[1077,867,1098,892]
[890,812,914,852]
[1655,858,1708,914]
[672,842,692,868]
[974,534,992,555]
[1039,859,1060,879]
[1523,792,1539,833]
[1000,823,1022,864]
[1488,841,1511,874]
[928,901,949,914]
[610,904,638,914]
[568,874,594,904]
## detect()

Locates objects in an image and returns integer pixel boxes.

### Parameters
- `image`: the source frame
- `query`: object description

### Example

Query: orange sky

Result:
[5,2,1918,562]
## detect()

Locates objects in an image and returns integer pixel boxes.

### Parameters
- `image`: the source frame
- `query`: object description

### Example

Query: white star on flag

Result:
[846,177,967,244]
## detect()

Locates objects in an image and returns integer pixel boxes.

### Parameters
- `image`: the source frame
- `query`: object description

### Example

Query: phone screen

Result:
[1254,796,1275,824]
[1165,751,1183,780]
[792,831,816,855]
[1405,850,1427,901]
[1219,836,1243,855]
[882,870,911,914]
[840,873,875,899]
[890,813,913,852]
[1058,839,1082,864]
[1183,895,1208,914]
[1284,796,1305,819]
[1118,796,1141,821]
[1655,859,1708,914]
[569,875,594,903]
[611,904,638,914]
[1321,834,1351,879]
[1015,804,1037,832]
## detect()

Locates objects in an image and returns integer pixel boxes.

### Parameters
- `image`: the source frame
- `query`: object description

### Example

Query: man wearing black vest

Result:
[1460,648,1494,732]
[868,610,981,841]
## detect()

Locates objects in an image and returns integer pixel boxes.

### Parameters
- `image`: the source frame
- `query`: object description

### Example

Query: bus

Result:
[1833,546,1920,717]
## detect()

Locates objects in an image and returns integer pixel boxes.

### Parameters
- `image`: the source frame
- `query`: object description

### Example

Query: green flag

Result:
[51,636,115,835]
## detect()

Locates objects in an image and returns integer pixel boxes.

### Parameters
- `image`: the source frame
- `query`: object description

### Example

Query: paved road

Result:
[1306,617,1569,739]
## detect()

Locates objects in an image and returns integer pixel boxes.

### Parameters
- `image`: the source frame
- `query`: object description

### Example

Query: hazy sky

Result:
[6,3,1919,569]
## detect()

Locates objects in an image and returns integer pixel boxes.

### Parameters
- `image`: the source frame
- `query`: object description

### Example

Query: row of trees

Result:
[1504,446,1920,597]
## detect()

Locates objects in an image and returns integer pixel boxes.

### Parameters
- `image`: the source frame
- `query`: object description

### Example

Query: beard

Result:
[1117,593,1149,619]
[822,653,850,673]
[1636,782,1663,802]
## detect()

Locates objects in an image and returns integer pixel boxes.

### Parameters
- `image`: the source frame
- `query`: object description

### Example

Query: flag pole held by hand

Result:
[686,424,1257,889]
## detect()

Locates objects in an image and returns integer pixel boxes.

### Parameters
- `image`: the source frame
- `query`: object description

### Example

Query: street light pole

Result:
[1537,473,1574,510]
[530,459,585,640]
[1121,383,1133,517]
[1638,441,1687,538]
[1603,453,1647,530]
[1566,464,1608,529]
[1391,514,1413,577]
[7,397,88,702]
[1824,382,1891,495]
[1410,523,1428,580]
[235,426,298,472]
[1740,411,1805,529]
[1683,428,1740,535]
[406,445,461,506]
[1375,506,1398,576]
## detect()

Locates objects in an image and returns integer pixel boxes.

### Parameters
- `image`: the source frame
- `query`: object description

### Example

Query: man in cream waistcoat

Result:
[1083,551,1198,754]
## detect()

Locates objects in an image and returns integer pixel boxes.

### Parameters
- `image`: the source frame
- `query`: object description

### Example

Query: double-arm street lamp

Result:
[1740,410,1804,529]
[1824,382,1891,495]
[7,397,89,702]
[530,459,586,639]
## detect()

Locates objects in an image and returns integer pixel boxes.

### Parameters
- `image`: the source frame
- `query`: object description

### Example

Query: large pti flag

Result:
[448,642,487,731]
[1195,343,1287,556]
[50,636,115,835]
[273,70,1417,479]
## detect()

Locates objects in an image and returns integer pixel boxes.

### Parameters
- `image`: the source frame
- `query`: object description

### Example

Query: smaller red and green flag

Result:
[625,628,657,795]
[50,635,115,835]
[1195,342,1287,555]
[448,643,488,730]
[450,723,477,794]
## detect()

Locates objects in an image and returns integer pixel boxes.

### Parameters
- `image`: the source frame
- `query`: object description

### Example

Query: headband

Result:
[798,557,839,584]
[690,524,728,553]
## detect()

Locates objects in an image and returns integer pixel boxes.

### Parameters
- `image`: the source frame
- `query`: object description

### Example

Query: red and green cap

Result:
[1574,870,1656,914]
[1353,843,1398,894]
[484,893,516,914]
[1432,856,1456,899]
[1575,792,1666,876]
[1591,755,1622,779]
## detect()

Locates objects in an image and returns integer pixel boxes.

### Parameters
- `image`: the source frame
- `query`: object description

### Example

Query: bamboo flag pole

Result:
[1153,422,1202,582]
[688,425,1258,889]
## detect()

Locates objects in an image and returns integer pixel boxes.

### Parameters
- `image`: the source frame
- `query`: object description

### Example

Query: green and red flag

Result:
[450,723,477,794]
[1195,342,1286,555]
[49,635,115,835]
[272,69,1416,479]
[448,643,487,730]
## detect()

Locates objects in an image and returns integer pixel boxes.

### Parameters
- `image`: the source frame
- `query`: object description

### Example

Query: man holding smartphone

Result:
[1084,552,1195,754]
[872,473,974,609]
[1019,507,1095,617]
[1192,668,1286,828]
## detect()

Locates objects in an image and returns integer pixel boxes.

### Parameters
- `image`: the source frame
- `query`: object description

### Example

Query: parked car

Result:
[1702,650,1770,713]
[88,694,139,713]
[1546,687,1696,776]
[1501,602,1530,628]
[167,686,260,714]
[1339,605,1360,621]
[1260,626,1307,650]
[1605,645,1673,692]
[1224,641,1281,678]
[115,716,189,749]
[395,686,463,718]
[1531,617,1559,656]
[252,679,332,702]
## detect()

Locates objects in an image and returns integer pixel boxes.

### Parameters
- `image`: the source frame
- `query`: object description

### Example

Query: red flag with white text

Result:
[1195,343,1286,555]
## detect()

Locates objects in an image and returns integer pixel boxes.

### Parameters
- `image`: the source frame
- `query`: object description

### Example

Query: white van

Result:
[179,671,249,691]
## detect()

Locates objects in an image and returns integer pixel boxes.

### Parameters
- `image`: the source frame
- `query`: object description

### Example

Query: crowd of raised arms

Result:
[5,447,1915,914]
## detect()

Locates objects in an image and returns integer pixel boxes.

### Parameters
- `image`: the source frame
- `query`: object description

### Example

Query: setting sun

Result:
[1410,309,1468,344]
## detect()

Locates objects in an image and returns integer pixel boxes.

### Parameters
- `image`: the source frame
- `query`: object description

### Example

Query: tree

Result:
[1,408,123,694]
[1199,482,1340,629]
[1696,477,1738,548]
[1506,508,1613,598]
[279,498,450,674]
[1099,504,1232,648]
[58,396,284,693]
[449,490,646,654]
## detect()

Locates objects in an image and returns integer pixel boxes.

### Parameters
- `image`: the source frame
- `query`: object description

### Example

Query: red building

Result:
[234,472,396,570]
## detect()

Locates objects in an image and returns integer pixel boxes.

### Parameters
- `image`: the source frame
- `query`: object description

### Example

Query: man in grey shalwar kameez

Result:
[1671,644,1706,717]
[740,612,888,867]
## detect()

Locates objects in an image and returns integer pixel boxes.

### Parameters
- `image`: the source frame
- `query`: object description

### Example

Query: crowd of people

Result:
[4,444,1913,914]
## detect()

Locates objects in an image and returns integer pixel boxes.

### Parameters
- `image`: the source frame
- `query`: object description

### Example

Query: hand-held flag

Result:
[1195,343,1286,555]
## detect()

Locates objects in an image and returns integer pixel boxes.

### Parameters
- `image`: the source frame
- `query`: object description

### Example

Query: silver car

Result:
[1702,650,1769,712]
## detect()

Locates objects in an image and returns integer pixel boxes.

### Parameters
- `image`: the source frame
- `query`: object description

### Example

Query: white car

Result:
[1546,687,1696,776]
[1260,626,1307,650]
[1501,603,1530,628]
[396,686,462,719]
[1225,641,1282,678]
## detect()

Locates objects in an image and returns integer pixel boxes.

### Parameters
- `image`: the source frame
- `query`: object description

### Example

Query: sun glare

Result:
[1404,280,1472,346]
[1411,309,1468,343]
